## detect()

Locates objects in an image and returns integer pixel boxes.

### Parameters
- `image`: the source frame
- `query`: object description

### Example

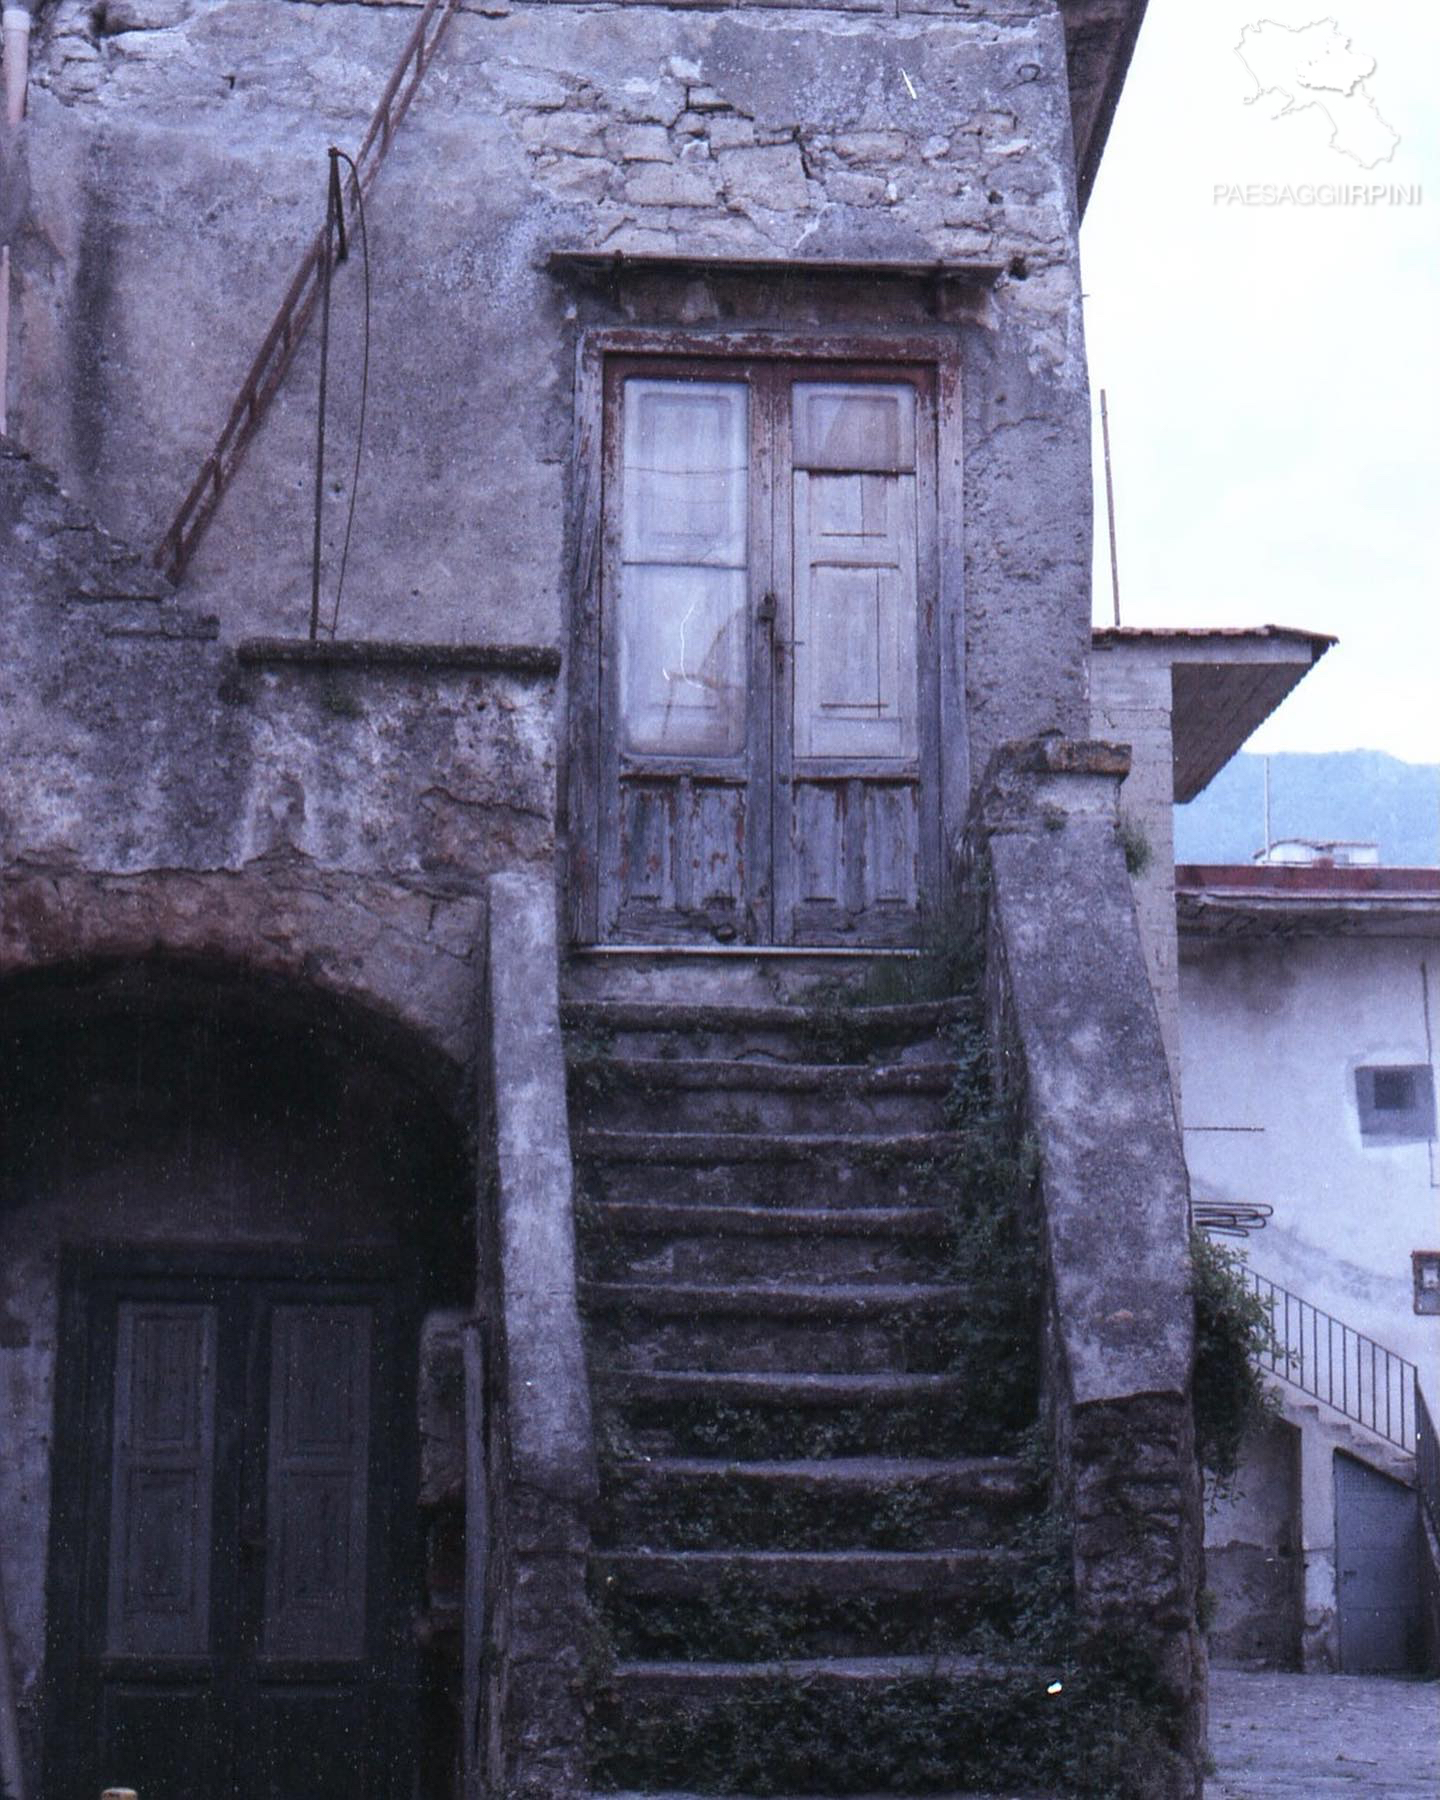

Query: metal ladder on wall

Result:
[154,0,461,584]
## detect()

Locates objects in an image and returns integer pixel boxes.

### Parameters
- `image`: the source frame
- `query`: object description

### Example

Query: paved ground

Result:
[1206,1667,1440,1796]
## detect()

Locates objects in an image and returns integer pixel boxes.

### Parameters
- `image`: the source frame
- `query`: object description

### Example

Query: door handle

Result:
[756,592,776,627]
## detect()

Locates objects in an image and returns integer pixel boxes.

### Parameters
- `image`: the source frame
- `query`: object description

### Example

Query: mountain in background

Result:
[1175,751,1440,868]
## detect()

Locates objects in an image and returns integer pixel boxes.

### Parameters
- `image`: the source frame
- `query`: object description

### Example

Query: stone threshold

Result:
[570,945,924,958]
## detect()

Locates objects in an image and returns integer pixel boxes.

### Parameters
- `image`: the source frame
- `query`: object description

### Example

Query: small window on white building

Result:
[1355,1064,1436,1143]
[1414,1252,1440,1317]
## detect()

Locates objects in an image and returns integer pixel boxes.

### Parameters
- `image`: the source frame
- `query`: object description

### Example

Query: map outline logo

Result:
[1235,17,1401,170]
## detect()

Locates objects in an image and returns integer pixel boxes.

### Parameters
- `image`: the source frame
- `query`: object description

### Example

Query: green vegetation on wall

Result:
[1190,1231,1279,1494]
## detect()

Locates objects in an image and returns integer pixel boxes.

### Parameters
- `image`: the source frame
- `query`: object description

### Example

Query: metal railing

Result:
[154,0,460,583]
[1417,1383,1440,1536]
[1192,1198,1272,1239]
[1244,1267,1419,1455]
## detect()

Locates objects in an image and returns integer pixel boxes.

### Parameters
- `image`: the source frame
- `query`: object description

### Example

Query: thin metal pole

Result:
[1100,388,1122,626]
[1263,756,1273,860]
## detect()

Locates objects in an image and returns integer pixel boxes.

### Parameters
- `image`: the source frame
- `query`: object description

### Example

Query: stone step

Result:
[577,1059,959,1095]
[597,1455,1034,1551]
[596,1792,1059,1800]
[583,1280,968,1375]
[562,997,976,1067]
[597,1547,1018,1598]
[596,1369,1019,1461]
[589,1657,1063,1796]
[581,1153,946,1212]
[578,1129,970,1166]
[580,1202,950,1286]
[569,1057,957,1133]
[594,1548,1025,1660]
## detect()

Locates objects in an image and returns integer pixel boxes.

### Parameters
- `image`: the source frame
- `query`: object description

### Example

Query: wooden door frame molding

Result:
[565,326,967,947]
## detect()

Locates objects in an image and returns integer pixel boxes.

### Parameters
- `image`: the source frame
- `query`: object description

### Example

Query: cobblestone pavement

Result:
[1206,1667,1440,1796]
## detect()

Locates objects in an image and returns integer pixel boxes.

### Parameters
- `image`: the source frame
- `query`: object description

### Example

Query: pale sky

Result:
[1081,1,1439,762]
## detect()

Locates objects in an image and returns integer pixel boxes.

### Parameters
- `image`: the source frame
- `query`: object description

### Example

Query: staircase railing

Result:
[1242,1268,1418,1455]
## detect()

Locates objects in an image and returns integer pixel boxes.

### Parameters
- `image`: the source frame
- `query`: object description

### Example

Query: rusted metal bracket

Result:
[154,0,461,584]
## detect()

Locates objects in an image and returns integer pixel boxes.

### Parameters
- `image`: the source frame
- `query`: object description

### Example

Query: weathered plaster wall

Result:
[11,0,1093,770]
[966,737,1205,1799]
[1202,1416,1302,1669]
[1,439,557,1056]
[1179,930,1440,1392]
[1089,639,1182,1106]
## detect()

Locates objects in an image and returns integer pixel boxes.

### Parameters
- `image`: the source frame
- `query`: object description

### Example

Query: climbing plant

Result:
[1191,1230,1280,1495]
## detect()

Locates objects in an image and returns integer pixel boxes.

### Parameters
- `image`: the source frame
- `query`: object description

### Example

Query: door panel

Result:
[99,1684,221,1800]
[105,1303,218,1658]
[784,778,921,932]
[262,1304,372,1660]
[792,474,918,760]
[249,1689,377,1800]
[778,381,930,944]
[1334,1451,1422,1673]
[613,775,749,927]
[600,365,770,944]
[46,1260,414,1800]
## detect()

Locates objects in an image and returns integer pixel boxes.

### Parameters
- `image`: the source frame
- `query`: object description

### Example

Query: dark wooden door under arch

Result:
[44,1250,418,1800]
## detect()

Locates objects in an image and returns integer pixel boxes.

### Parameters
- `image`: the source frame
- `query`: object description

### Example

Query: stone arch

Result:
[0,862,488,1074]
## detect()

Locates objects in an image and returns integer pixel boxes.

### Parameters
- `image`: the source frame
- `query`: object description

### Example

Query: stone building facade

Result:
[1,1,1206,1796]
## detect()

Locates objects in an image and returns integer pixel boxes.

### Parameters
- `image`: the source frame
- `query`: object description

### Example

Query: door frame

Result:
[43,1243,422,1800]
[565,326,967,948]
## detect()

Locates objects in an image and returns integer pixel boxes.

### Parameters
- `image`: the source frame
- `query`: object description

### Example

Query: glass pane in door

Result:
[618,379,749,755]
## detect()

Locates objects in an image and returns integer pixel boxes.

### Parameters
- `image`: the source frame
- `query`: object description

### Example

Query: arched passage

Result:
[0,955,477,1800]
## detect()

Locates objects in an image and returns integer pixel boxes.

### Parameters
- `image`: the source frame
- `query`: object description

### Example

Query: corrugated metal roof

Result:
[1093,625,1337,647]
[1091,627,1335,803]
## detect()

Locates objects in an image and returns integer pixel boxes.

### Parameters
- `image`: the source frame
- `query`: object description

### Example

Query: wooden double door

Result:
[590,356,942,946]
[45,1253,417,1800]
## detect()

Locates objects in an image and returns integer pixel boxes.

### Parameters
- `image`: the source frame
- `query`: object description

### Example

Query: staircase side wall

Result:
[481,872,597,1800]
[967,735,1205,1800]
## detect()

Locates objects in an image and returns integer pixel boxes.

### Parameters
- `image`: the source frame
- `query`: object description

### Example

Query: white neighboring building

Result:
[1089,632,1438,1675]
[1177,863,1439,1671]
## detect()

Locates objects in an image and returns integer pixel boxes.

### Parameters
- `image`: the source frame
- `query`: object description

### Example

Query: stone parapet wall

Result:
[964,735,1206,1799]
[480,872,596,1800]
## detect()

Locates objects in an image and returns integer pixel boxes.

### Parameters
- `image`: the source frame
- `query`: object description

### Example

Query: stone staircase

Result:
[564,988,1066,1799]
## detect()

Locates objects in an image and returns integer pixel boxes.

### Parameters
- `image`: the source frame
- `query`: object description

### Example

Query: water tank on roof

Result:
[1254,839,1382,868]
